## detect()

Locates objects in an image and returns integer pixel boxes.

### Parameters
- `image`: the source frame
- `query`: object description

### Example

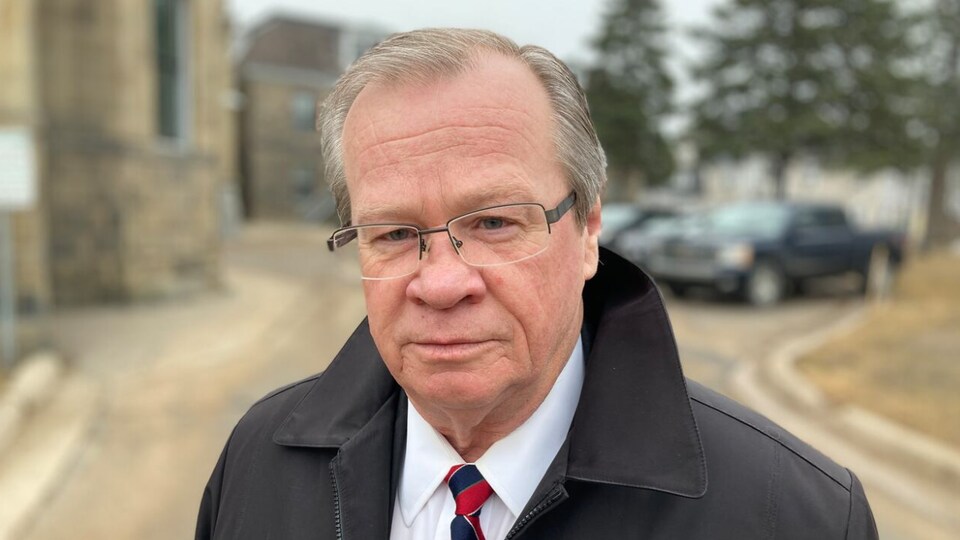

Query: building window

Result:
[291,91,316,132]
[155,0,189,139]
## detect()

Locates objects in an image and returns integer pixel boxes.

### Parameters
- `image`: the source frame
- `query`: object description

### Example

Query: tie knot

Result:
[445,464,493,517]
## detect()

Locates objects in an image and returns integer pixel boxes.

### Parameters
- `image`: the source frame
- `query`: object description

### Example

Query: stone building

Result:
[238,16,386,221]
[0,0,235,363]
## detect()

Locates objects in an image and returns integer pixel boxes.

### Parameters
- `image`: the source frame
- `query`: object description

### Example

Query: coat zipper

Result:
[329,463,344,539]
[505,485,565,539]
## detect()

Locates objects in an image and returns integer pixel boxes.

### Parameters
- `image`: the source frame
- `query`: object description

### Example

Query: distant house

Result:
[690,155,930,244]
[237,15,387,222]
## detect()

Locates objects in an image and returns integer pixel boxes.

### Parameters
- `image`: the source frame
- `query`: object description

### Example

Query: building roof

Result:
[239,14,389,85]
[241,16,343,74]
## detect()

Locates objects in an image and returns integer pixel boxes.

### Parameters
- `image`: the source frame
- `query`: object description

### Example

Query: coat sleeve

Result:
[195,443,229,540]
[845,470,879,539]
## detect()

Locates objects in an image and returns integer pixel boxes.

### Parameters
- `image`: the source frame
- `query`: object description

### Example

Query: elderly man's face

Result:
[341,54,600,418]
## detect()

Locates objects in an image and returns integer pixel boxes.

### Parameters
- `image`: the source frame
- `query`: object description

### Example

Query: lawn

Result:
[797,249,960,448]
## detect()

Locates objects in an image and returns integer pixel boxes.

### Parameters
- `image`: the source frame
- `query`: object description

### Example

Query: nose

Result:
[406,234,486,309]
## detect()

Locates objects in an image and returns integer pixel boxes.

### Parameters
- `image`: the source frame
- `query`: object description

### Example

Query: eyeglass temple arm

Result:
[544,192,577,224]
[327,228,358,251]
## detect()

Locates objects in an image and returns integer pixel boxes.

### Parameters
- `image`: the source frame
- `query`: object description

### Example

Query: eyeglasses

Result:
[328,191,577,280]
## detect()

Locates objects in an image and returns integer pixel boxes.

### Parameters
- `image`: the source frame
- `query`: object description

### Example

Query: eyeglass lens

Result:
[331,203,551,279]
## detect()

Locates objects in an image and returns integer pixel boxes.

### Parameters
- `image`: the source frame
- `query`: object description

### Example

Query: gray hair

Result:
[317,28,607,226]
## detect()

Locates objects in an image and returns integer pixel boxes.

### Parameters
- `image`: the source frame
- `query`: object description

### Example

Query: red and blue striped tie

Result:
[446,464,494,540]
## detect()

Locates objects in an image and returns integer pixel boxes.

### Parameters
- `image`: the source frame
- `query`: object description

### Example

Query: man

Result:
[197,29,877,539]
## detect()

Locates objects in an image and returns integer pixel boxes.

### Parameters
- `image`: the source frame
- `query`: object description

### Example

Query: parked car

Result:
[612,214,697,270]
[600,203,677,251]
[645,201,906,306]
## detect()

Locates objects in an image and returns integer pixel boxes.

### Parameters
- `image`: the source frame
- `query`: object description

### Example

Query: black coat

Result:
[196,249,877,539]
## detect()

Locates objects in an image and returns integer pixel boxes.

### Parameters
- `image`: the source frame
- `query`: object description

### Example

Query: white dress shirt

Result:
[390,338,585,540]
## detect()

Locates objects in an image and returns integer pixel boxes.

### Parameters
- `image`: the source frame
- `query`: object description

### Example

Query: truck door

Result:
[786,208,853,278]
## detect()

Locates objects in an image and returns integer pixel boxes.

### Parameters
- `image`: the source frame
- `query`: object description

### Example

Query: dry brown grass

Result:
[798,249,960,448]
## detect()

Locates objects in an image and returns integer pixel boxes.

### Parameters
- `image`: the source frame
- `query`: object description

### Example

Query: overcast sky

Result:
[227,0,721,71]
[227,0,723,132]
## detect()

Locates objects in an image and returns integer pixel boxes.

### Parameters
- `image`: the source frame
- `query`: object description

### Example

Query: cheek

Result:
[533,242,586,326]
[363,282,405,347]
[494,261,568,343]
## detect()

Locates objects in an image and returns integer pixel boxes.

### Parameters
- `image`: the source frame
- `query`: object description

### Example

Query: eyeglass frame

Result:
[326,191,578,277]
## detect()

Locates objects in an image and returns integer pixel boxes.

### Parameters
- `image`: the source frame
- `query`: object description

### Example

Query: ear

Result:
[582,197,602,280]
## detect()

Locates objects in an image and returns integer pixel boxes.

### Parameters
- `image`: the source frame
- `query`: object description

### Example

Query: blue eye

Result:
[479,218,506,230]
[384,228,415,241]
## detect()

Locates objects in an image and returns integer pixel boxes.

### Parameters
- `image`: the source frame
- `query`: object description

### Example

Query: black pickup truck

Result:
[645,201,906,305]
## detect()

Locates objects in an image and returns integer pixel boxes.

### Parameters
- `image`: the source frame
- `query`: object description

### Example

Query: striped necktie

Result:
[445,464,494,540]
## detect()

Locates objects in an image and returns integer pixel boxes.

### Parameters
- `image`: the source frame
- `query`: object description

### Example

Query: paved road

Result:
[666,285,866,396]
[21,226,366,540]
[14,227,942,538]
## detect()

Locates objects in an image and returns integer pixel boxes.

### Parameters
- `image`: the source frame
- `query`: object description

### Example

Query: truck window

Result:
[814,209,848,228]
[794,208,848,229]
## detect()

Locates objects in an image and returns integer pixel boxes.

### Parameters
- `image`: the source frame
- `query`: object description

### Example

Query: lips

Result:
[406,340,497,362]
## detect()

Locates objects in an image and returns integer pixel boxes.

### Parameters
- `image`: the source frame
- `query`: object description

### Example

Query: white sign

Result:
[0,127,37,210]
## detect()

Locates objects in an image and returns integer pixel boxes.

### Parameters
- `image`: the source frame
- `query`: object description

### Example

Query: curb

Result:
[735,304,960,533]
[761,306,960,490]
[0,352,63,455]
[0,353,101,540]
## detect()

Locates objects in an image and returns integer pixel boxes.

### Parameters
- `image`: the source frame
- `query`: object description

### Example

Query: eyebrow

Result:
[353,185,538,225]
[353,202,413,225]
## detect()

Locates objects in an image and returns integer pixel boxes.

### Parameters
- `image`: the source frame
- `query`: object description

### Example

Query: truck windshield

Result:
[704,203,791,238]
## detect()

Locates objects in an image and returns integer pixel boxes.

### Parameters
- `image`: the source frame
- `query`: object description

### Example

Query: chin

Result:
[414,376,500,411]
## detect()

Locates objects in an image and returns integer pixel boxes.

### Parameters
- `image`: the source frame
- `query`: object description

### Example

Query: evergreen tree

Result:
[586,0,675,198]
[689,0,919,198]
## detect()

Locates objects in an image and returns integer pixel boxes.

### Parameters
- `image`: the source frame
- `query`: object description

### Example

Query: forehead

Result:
[341,53,561,219]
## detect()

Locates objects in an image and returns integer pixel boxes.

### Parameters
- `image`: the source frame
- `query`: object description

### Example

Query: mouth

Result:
[406,340,497,362]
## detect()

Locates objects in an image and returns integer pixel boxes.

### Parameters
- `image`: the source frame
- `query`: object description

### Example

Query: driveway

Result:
[664,288,956,540]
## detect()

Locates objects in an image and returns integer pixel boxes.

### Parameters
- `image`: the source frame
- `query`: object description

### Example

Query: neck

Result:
[409,346,576,462]
[448,405,544,462]
[412,389,551,463]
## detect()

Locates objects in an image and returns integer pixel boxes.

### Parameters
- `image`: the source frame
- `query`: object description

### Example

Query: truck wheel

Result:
[665,282,689,297]
[790,278,806,297]
[746,262,785,306]
[863,245,894,300]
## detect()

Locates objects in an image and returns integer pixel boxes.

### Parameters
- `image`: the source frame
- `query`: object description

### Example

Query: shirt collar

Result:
[398,337,585,525]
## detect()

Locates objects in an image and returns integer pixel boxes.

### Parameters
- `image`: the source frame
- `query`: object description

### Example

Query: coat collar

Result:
[273,248,706,499]
[568,248,707,497]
